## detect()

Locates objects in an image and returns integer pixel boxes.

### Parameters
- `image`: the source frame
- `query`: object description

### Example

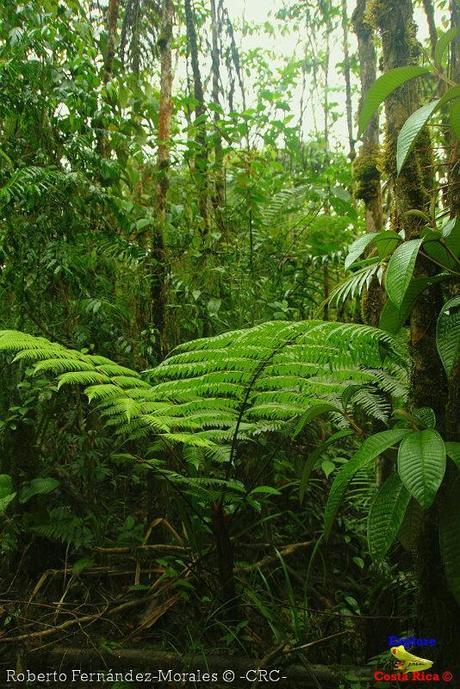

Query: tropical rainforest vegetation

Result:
[0,0,459,685]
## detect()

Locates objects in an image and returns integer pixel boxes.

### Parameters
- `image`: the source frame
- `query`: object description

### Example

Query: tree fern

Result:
[0,322,407,453]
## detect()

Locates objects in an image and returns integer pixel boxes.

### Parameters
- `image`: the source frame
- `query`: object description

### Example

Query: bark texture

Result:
[370,0,459,664]
[184,0,209,235]
[352,0,385,328]
[151,0,174,359]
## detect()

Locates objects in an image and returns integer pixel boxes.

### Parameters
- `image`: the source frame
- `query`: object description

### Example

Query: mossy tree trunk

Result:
[184,0,209,237]
[352,0,385,328]
[150,0,174,361]
[370,0,459,664]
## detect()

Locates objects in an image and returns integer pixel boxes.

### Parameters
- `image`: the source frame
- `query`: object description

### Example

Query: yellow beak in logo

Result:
[390,645,433,673]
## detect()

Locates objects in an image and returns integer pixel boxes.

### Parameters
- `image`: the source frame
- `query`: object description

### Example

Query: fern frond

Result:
[0,321,407,452]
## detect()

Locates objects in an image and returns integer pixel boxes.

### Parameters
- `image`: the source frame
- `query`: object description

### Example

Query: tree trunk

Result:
[210,0,225,220]
[103,0,121,83]
[353,0,385,328]
[184,0,209,236]
[341,0,355,161]
[150,0,174,360]
[445,2,460,440]
[422,0,437,59]
[370,0,458,664]
[96,0,120,157]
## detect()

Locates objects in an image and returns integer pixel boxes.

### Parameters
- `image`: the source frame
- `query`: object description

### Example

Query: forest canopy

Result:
[0,0,459,684]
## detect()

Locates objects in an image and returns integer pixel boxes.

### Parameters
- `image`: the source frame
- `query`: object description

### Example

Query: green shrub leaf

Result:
[397,430,446,508]
[435,27,459,67]
[397,101,440,175]
[324,429,410,538]
[368,473,411,561]
[19,477,60,504]
[344,233,376,269]
[440,475,460,603]
[358,66,431,135]
[446,442,460,469]
[436,296,460,377]
[385,238,424,309]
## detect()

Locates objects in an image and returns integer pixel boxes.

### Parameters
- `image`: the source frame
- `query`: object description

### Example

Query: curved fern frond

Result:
[0,322,407,451]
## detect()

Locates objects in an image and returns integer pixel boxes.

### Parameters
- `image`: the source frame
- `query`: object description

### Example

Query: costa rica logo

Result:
[390,645,433,672]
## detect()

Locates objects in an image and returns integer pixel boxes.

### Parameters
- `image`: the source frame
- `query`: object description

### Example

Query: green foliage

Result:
[385,239,424,310]
[324,429,411,538]
[358,66,431,134]
[0,322,405,451]
[436,296,460,377]
[397,430,446,509]
[367,474,411,561]
[0,474,16,514]
[19,477,60,503]
[434,27,460,68]
[440,476,460,604]
[396,101,440,175]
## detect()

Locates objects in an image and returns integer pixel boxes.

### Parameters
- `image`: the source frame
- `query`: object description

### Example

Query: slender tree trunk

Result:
[150,0,174,360]
[445,1,460,441]
[353,0,382,233]
[323,29,330,153]
[353,0,385,329]
[103,0,121,83]
[422,0,437,59]
[96,0,120,157]
[211,501,237,617]
[184,0,209,236]
[210,0,225,219]
[341,0,356,161]
[370,0,458,664]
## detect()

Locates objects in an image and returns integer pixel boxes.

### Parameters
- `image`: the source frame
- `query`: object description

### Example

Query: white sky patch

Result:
[216,0,434,151]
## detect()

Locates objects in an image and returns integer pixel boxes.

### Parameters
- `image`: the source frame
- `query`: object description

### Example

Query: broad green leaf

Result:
[324,429,410,538]
[446,442,460,469]
[423,229,460,270]
[397,101,440,175]
[379,300,403,335]
[19,477,60,504]
[397,430,446,508]
[373,231,401,259]
[398,498,424,552]
[445,217,460,258]
[439,84,460,108]
[358,66,431,135]
[368,473,411,560]
[0,492,16,513]
[385,238,424,309]
[321,460,335,478]
[442,217,456,238]
[293,401,341,437]
[378,274,452,334]
[436,296,460,377]
[344,233,376,269]
[0,474,13,498]
[345,232,401,269]
[440,475,460,603]
[435,27,459,67]
[450,99,460,141]
[249,485,281,496]
[0,474,16,513]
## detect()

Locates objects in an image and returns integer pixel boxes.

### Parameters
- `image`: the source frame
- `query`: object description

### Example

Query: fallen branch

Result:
[236,541,313,572]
